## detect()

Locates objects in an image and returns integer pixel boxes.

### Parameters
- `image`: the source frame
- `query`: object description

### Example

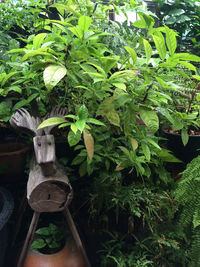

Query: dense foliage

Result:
[1,0,200,266]
[155,0,200,56]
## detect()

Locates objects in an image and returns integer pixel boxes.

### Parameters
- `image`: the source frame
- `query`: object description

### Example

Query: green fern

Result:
[174,156,200,265]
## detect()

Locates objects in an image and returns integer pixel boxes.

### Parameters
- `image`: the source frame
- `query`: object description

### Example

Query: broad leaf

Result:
[181,128,189,146]
[33,33,47,50]
[37,117,66,129]
[124,46,137,65]
[143,39,152,62]
[78,105,88,120]
[130,138,138,151]
[68,130,81,147]
[140,108,159,133]
[78,16,92,33]
[179,61,196,72]
[152,34,166,61]
[173,53,200,62]
[141,142,150,161]
[43,65,67,91]
[165,26,177,56]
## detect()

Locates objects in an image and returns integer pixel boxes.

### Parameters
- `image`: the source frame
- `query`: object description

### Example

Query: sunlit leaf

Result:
[43,64,67,91]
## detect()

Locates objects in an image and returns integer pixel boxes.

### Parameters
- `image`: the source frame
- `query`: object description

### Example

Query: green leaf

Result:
[124,46,137,65]
[33,33,47,50]
[143,39,152,62]
[130,138,138,151]
[158,149,182,163]
[78,105,88,120]
[140,108,159,133]
[165,26,177,56]
[68,130,81,147]
[0,102,11,117]
[106,109,120,127]
[133,20,146,29]
[192,75,200,81]
[141,142,150,161]
[31,239,46,250]
[179,61,196,72]
[75,120,86,132]
[169,8,185,16]
[111,82,126,90]
[43,65,67,91]
[78,16,92,33]
[22,51,55,62]
[1,72,18,87]
[181,128,189,146]
[152,34,166,61]
[87,118,105,126]
[173,53,200,62]
[37,117,66,129]
[165,17,176,25]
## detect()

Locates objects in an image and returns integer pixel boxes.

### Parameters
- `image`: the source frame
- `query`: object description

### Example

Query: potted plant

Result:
[23,223,85,267]
[158,72,200,162]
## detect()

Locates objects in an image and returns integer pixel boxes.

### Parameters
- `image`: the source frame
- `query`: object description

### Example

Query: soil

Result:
[165,128,200,136]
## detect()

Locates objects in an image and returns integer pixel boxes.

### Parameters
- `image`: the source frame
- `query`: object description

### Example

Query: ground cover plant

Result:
[1,0,200,266]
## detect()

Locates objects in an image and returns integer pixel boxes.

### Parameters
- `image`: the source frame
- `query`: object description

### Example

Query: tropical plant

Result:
[2,0,200,265]
[155,0,200,56]
[174,155,200,266]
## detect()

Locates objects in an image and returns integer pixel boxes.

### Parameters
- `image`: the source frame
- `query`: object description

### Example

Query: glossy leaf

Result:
[37,117,66,129]
[43,65,67,91]
[33,33,47,50]
[143,39,152,62]
[165,26,177,56]
[124,46,137,65]
[68,130,82,147]
[78,105,88,120]
[152,34,166,61]
[78,16,92,33]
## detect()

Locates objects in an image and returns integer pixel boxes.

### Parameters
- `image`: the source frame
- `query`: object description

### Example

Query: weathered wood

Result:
[9,108,42,136]
[10,106,91,267]
[17,211,40,267]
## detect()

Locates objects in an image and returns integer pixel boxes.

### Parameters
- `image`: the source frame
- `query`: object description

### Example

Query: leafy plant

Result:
[155,0,200,56]
[31,223,68,253]
[174,155,200,266]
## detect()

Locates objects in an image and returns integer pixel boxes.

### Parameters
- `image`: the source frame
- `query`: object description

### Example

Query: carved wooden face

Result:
[33,135,56,165]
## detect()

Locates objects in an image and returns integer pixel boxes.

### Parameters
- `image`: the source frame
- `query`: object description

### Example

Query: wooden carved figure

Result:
[9,107,91,267]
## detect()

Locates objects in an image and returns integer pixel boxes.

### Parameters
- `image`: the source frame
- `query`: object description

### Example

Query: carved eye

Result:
[38,142,41,147]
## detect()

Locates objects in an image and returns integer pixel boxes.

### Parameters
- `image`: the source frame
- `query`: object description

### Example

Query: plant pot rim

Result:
[164,130,200,137]
[0,143,30,157]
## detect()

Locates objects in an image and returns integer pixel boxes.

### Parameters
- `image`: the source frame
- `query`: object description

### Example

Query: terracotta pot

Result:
[0,143,30,182]
[23,240,85,267]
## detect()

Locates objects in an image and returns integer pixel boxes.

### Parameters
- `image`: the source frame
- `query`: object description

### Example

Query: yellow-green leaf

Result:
[165,26,177,56]
[125,46,137,65]
[33,33,47,50]
[143,39,152,62]
[43,64,67,91]
[152,34,166,61]
[130,138,138,151]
